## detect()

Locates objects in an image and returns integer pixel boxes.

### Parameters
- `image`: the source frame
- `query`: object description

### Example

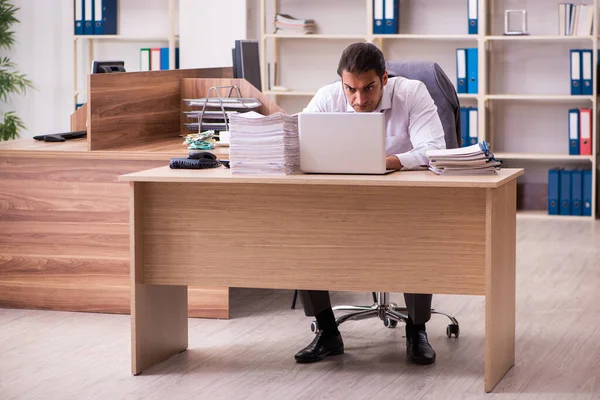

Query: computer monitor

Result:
[232,48,241,80]
[91,60,126,74]
[233,40,262,92]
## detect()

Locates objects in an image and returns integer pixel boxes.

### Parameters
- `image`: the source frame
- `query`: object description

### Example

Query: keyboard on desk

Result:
[33,131,87,142]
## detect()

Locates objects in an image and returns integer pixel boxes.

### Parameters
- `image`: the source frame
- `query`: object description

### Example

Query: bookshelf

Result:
[72,0,179,107]
[260,0,599,219]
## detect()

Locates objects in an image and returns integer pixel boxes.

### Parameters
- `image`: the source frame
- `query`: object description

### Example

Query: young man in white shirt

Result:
[295,42,446,365]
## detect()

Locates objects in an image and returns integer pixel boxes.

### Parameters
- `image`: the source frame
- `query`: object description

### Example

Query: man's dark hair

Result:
[337,42,386,79]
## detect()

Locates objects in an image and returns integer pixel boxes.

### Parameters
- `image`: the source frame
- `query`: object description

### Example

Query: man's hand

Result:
[386,155,402,170]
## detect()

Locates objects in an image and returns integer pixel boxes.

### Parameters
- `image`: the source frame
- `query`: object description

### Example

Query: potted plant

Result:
[0,0,32,141]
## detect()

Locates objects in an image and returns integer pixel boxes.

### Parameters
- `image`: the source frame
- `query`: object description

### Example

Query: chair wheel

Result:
[311,320,319,333]
[446,324,459,338]
[383,318,398,328]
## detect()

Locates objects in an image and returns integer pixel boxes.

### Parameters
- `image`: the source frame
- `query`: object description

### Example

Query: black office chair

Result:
[292,61,462,338]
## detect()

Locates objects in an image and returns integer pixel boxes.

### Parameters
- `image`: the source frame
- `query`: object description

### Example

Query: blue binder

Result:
[456,49,467,93]
[84,0,93,35]
[159,48,180,70]
[94,0,117,35]
[467,48,478,94]
[571,169,583,216]
[460,107,469,147]
[581,49,593,95]
[570,49,582,95]
[160,48,169,70]
[373,0,384,34]
[74,0,84,35]
[582,170,592,216]
[548,168,560,215]
[568,108,580,155]
[384,0,399,34]
[468,0,478,34]
[93,0,102,34]
[468,107,478,145]
[559,169,572,215]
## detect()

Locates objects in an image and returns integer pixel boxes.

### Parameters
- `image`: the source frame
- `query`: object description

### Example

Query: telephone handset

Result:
[169,151,229,169]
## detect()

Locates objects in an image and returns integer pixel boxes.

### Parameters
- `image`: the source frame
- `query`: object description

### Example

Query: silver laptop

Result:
[298,112,396,174]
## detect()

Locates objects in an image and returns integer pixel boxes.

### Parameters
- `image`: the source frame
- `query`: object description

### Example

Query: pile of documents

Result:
[274,13,316,34]
[228,111,300,175]
[426,142,501,175]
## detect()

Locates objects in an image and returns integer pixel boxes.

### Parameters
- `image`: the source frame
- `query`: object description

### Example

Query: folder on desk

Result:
[583,169,592,216]
[570,49,582,95]
[568,108,580,155]
[548,168,561,215]
[84,0,93,35]
[468,0,478,34]
[94,0,117,35]
[579,108,592,155]
[560,169,572,215]
[581,49,593,95]
[456,49,467,93]
[571,169,583,215]
[373,0,384,34]
[467,48,478,94]
[468,107,478,145]
[75,0,84,35]
[384,0,399,34]
[460,107,469,147]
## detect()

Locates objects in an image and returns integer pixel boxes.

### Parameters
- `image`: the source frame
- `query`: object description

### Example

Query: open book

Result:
[426,142,502,175]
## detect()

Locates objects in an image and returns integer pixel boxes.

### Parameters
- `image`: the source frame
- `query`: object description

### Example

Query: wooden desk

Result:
[0,138,228,317]
[120,166,524,393]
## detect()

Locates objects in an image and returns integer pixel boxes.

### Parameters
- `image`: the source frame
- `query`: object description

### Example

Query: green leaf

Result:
[0,111,25,141]
[0,1,29,140]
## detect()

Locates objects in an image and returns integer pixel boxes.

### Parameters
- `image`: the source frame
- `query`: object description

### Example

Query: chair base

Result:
[309,292,460,338]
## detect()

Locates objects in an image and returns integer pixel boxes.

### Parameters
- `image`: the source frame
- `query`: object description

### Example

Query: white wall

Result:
[179,0,254,69]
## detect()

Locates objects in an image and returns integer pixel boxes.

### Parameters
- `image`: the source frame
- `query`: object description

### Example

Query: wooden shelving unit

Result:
[260,0,599,219]
[495,153,594,161]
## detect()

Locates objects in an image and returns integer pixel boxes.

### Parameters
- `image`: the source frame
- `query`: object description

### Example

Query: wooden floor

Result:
[1,217,600,399]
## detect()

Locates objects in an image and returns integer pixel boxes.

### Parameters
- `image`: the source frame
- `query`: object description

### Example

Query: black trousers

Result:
[299,290,433,325]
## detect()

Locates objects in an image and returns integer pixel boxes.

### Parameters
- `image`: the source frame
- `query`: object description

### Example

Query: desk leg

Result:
[484,180,517,392]
[131,283,188,375]
[130,182,188,375]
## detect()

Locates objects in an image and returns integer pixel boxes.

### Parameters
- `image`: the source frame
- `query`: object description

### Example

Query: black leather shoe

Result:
[406,325,436,365]
[294,331,344,363]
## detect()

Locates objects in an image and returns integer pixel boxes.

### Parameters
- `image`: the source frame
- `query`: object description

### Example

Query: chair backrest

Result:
[385,61,461,149]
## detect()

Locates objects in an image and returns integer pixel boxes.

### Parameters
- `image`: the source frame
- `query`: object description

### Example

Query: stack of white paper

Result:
[274,14,317,34]
[426,142,501,175]
[228,111,300,175]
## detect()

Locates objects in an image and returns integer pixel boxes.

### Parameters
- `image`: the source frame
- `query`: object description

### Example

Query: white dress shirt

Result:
[304,77,446,169]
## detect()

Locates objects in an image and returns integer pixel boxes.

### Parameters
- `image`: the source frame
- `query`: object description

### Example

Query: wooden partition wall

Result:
[86,67,233,151]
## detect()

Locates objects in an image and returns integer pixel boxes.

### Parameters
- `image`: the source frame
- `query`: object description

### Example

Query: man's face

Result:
[341,69,388,113]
